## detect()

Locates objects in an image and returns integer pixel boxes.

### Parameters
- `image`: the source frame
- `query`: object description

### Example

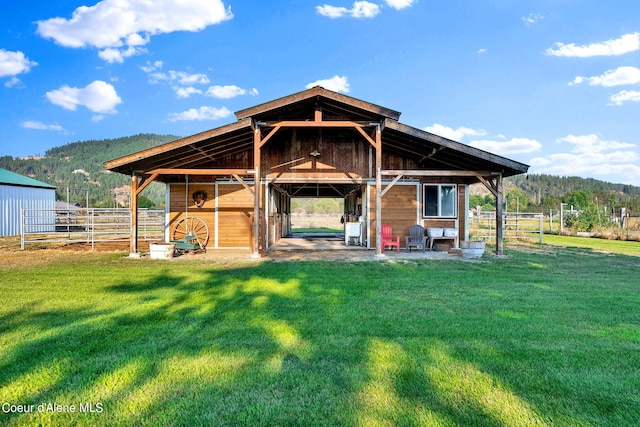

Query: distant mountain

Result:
[2,134,639,211]
[0,134,179,207]
[472,174,640,212]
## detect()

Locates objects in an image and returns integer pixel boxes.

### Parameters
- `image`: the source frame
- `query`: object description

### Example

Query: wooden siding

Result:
[262,128,372,179]
[169,182,254,248]
[217,184,254,248]
[169,183,216,246]
[368,183,418,248]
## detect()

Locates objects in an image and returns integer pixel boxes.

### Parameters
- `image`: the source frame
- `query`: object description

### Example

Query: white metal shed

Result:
[0,168,56,237]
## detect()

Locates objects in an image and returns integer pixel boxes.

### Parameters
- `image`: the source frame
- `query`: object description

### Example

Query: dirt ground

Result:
[0,235,476,268]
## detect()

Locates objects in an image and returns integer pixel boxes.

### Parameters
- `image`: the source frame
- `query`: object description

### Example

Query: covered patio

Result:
[104,87,528,259]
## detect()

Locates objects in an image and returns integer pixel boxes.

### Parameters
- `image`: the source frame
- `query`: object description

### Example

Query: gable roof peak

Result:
[234,86,401,122]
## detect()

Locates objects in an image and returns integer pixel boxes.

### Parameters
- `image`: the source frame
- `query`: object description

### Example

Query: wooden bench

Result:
[427,227,459,250]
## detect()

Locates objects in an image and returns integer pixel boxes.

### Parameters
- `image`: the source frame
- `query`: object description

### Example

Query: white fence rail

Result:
[469,212,544,244]
[21,208,164,250]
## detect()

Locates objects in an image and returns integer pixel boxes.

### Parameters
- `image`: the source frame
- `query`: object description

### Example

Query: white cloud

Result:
[557,134,636,153]
[477,48,487,54]
[145,68,210,86]
[174,87,203,99]
[141,62,258,99]
[316,5,349,18]
[45,80,122,114]
[141,61,212,98]
[425,123,541,155]
[0,49,37,77]
[316,1,380,18]
[469,138,542,155]
[141,60,163,73]
[530,134,640,185]
[36,0,233,62]
[570,66,640,87]
[384,0,415,9]
[546,32,640,57]
[98,46,148,64]
[205,85,259,99]
[306,75,350,93]
[168,106,232,122]
[522,13,543,25]
[609,90,640,106]
[21,121,65,132]
[424,123,486,141]
[5,77,22,88]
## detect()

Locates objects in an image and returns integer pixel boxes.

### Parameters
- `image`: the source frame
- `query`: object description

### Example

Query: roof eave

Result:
[235,86,401,121]
[104,119,252,173]
[383,120,529,176]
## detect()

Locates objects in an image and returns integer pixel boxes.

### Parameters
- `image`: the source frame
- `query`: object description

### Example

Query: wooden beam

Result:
[477,175,499,197]
[268,120,374,129]
[253,123,261,258]
[258,125,282,148]
[354,125,376,148]
[495,173,504,256]
[130,175,139,255]
[381,170,494,177]
[375,125,382,256]
[232,174,255,196]
[380,174,403,197]
[136,172,159,196]
[145,168,254,176]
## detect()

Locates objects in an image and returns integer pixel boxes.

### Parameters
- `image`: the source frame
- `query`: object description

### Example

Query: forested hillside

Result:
[471,174,640,214]
[0,134,179,207]
[1,133,639,214]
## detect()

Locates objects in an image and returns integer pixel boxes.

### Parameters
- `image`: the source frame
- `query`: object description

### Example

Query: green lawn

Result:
[543,233,640,257]
[1,245,639,426]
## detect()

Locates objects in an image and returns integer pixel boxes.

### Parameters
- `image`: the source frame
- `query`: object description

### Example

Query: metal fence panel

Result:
[469,212,543,244]
[21,208,164,250]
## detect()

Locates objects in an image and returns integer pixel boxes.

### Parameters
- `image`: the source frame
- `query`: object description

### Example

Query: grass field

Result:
[542,234,640,257]
[1,241,639,426]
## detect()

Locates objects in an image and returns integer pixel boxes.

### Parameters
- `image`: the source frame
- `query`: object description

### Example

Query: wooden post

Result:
[495,173,503,256]
[130,175,139,255]
[375,124,383,257]
[252,123,261,258]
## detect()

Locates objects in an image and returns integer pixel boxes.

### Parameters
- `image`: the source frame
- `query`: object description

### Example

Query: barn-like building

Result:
[0,168,56,237]
[105,87,528,257]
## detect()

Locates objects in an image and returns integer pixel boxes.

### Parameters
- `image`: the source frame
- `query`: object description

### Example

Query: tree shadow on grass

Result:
[1,255,637,425]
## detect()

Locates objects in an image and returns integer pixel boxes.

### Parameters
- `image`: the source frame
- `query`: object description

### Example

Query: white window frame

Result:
[423,184,457,218]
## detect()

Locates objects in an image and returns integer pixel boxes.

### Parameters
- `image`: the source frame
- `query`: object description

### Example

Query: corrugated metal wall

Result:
[0,184,56,236]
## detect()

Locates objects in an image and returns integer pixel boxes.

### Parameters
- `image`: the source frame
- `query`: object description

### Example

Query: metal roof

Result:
[0,168,56,189]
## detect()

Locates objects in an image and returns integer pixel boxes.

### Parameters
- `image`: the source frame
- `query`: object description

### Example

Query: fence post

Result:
[91,209,95,251]
[20,208,25,250]
[539,213,543,244]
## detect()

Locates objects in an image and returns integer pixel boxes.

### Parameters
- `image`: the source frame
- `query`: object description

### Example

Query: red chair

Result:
[381,223,400,253]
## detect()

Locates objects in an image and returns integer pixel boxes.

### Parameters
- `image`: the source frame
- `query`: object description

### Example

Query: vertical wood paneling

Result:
[368,183,418,248]
[169,183,216,246]
[217,183,253,248]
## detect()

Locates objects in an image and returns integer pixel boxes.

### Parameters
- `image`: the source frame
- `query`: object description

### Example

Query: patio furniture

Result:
[427,227,459,251]
[405,224,427,252]
[381,223,400,253]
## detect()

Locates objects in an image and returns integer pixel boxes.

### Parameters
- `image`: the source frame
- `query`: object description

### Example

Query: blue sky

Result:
[1,0,640,185]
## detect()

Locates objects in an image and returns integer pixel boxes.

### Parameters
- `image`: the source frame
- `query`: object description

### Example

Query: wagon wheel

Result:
[172,216,209,248]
